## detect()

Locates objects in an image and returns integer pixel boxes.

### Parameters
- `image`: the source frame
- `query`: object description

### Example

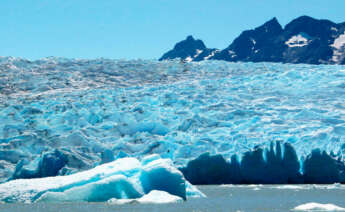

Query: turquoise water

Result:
[2,185,345,212]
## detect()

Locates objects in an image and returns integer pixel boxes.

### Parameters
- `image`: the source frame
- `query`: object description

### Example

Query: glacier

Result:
[0,155,204,203]
[0,57,345,184]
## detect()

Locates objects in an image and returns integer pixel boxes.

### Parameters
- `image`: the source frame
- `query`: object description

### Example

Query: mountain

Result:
[159,16,345,65]
[160,35,219,62]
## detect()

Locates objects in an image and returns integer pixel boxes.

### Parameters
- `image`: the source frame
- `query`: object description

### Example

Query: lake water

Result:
[1,184,345,212]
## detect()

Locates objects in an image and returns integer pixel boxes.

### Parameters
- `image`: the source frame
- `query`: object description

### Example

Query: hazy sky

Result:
[1,0,345,60]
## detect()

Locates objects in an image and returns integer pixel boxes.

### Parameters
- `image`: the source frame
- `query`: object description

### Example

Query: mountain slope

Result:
[160,16,345,65]
[159,36,218,62]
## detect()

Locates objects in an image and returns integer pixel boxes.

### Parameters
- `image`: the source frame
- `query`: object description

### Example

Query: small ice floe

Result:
[219,184,263,188]
[108,190,183,204]
[292,202,345,211]
[273,184,342,190]
[275,185,304,190]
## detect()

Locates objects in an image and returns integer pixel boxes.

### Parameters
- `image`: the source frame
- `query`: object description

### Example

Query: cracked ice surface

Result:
[0,57,345,180]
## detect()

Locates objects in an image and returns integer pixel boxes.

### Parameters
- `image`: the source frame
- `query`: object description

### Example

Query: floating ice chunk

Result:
[0,155,204,203]
[275,185,304,190]
[137,190,182,204]
[36,175,142,202]
[108,190,183,204]
[293,202,345,211]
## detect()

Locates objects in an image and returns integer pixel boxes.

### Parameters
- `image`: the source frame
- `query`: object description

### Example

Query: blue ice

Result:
[0,155,205,203]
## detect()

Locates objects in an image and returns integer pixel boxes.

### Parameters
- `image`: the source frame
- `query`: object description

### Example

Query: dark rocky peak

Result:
[217,17,284,62]
[282,16,339,64]
[254,17,283,36]
[174,35,206,51]
[339,22,345,28]
[284,16,338,40]
[159,35,213,61]
[229,17,283,48]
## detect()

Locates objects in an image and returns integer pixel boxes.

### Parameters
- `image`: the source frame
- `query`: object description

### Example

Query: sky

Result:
[1,0,345,60]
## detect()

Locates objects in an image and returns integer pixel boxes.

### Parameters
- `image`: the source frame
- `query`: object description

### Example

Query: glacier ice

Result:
[0,57,345,183]
[180,152,236,184]
[0,155,204,203]
[303,149,342,184]
[181,142,345,184]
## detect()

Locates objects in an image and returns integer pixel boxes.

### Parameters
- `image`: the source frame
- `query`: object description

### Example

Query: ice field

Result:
[1,57,345,184]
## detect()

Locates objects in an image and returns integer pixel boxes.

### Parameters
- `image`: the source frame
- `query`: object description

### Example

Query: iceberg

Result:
[0,155,205,203]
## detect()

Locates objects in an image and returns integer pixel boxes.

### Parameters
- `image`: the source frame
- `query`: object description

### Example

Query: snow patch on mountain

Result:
[285,33,310,48]
[185,56,193,62]
[332,33,345,49]
[331,32,345,63]
[204,50,219,60]
[331,27,339,32]
[194,49,203,58]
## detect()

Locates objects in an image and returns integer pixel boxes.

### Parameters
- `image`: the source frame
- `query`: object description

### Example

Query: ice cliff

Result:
[180,142,345,184]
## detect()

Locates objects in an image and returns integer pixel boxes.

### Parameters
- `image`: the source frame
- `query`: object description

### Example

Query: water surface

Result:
[2,184,345,212]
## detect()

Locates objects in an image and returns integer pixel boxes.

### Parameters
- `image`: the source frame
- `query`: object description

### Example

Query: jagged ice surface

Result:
[0,57,345,182]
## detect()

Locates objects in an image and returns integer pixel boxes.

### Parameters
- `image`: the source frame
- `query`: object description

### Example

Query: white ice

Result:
[293,202,345,211]
[194,49,203,58]
[108,190,183,204]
